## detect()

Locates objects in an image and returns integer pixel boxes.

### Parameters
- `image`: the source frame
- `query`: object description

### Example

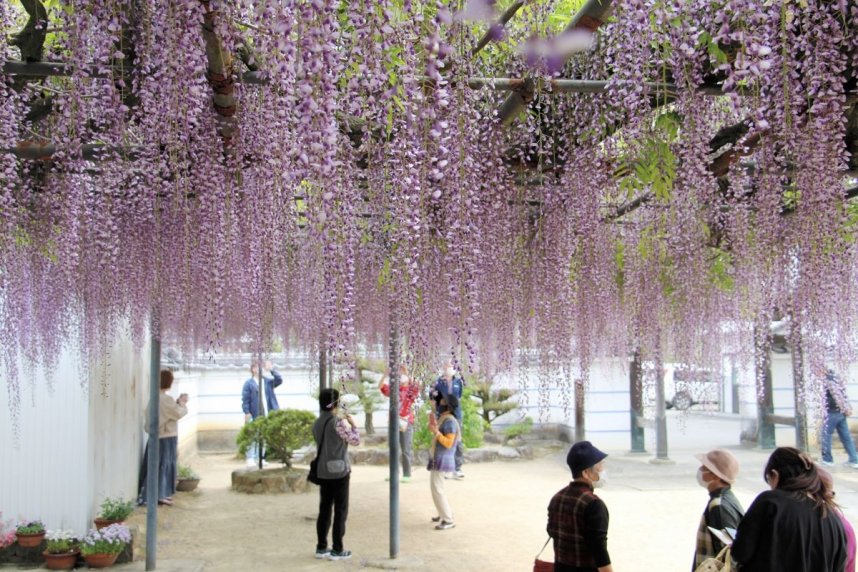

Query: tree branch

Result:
[10,0,48,62]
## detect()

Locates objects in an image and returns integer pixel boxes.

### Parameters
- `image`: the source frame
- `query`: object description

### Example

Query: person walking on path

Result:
[547,441,614,572]
[732,447,847,572]
[431,360,465,479]
[427,393,460,530]
[138,370,188,506]
[692,448,744,571]
[313,388,360,561]
[820,368,858,469]
[379,364,421,482]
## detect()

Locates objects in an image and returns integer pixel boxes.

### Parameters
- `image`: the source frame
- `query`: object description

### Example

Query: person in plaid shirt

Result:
[547,441,613,572]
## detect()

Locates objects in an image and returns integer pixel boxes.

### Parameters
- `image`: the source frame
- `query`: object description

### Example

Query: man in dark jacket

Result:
[547,441,614,572]
[692,448,744,570]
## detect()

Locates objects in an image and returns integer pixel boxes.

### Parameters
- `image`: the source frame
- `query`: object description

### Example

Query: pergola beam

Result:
[471,1,525,57]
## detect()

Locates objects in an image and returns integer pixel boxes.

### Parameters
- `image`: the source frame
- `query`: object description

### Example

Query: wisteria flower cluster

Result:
[79,523,131,556]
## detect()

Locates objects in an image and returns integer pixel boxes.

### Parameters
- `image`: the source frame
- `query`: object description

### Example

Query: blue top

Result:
[428,415,459,473]
[241,370,282,419]
[432,375,465,420]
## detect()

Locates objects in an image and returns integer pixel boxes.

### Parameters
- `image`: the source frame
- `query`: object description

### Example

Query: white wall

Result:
[0,330,149,535]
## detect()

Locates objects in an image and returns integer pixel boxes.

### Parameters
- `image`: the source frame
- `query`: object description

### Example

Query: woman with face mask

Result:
[691,449,744,571]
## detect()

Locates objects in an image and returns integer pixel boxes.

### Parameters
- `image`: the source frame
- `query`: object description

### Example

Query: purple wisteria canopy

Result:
[1,0,857,409]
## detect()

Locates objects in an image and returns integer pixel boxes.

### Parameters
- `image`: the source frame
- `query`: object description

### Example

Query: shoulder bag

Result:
[533,537,552,572]
[308,417,333,485]
[694,545,732,572]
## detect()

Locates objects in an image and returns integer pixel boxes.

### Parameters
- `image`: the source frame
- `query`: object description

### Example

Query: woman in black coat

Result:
[731,447,847,572]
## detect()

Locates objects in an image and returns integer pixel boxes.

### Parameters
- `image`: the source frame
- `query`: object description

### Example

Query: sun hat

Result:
[695,448,739,484]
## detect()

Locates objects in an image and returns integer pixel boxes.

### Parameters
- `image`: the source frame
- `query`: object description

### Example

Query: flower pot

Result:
[176,478,200,492]
[83,552,119,568]
[16,531,46,548]
[93,518,123,530]
[43,548,80,570]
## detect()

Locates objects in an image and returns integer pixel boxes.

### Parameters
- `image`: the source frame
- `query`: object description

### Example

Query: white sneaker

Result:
[821,460,835,467]
[262,460,270,467]
[454,470,465,480]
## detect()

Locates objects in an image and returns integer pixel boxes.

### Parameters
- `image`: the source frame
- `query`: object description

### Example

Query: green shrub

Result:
[237,409,316,467]
[504,417,534,440]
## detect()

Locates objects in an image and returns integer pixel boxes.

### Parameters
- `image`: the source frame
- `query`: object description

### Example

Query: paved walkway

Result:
[124,412,858,571]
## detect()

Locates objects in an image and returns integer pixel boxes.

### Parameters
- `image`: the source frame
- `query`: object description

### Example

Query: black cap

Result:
[566,441,608,476]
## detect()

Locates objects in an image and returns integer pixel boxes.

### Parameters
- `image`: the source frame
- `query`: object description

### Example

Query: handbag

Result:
[533,537,552,572]
[308,417,333,485]
[694,545,732,572]
[398,416,410,432]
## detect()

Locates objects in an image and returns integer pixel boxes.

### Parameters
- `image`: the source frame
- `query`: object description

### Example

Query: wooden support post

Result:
[629,350,646,453]
[791,331,808,451]
[574,376,586,442]
[755,327,776,449]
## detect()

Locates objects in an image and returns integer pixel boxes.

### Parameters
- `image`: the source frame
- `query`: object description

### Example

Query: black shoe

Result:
[328,550,352,560]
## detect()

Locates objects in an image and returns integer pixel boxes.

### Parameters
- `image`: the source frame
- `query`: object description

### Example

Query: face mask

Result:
[697,468,709,488]
[444,368,454,377]
[589,468,606,488]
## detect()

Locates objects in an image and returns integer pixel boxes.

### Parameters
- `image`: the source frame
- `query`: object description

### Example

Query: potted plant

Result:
[176,464,201,492]
[43,529,79,570]
[15,520,46,548]
[94,497,135,529]
[80,523,131,568]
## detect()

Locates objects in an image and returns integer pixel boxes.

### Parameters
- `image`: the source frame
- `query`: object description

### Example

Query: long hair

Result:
[765,447,838,516]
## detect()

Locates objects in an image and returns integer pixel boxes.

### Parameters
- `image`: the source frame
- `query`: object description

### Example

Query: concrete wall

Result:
[192,357,637,451]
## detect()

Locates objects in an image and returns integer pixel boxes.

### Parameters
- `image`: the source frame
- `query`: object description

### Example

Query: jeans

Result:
[317,475,350,552]
[399,424,413,477]
[822,411,858,463]
[245,418,264,462]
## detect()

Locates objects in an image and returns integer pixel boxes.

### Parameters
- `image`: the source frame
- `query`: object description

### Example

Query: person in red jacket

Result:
[379,364,421,482]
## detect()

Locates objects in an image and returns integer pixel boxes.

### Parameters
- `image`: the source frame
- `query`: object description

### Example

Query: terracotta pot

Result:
[43,548,80,570]
[93,518,123,530]
[83,552,119,568]
[176,478,200,492]
[16,531,46,548]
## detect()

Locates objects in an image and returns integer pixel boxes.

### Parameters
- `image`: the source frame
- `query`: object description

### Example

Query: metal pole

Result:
[145,316,161,571]
[387,316,401,559]
[629,350,646,453]
[319,346,327,391]
[654,355,670,461]
[257,350,266,469]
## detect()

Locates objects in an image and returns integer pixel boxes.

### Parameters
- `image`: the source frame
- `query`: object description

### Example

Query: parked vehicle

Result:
[643,363,722,411]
